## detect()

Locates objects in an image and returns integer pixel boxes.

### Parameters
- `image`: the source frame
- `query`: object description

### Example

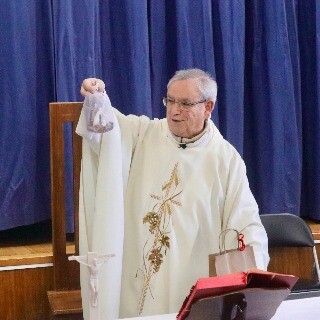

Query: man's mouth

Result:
[172,119,184,123]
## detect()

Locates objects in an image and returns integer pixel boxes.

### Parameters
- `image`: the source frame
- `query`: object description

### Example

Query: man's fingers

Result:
[95,79,106,92]
[80,78,106,97]
[80,86,89,97]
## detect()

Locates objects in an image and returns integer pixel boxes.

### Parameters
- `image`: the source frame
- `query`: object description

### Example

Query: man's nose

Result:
[171,102,183,112]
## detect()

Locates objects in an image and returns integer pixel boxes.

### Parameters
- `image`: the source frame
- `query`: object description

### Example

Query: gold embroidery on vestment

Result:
[137,163,182,314]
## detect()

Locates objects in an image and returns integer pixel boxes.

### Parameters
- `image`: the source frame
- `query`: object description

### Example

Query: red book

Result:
[177,269,298,320]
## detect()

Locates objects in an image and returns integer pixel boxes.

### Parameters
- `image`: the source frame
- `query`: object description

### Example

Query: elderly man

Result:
[77,68,269,319]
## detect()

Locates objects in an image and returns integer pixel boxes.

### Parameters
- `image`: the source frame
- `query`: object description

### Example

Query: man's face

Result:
[166,79,214,139]
[166,79,214,138]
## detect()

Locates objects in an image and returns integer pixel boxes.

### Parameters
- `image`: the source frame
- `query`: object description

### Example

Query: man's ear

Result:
[205,100,214,118]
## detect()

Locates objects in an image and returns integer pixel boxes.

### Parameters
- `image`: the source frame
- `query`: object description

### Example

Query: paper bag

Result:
[210,245,257,277]
[209,229,257,277]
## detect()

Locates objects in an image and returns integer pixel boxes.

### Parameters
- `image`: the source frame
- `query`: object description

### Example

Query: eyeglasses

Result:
[162,97,206,110]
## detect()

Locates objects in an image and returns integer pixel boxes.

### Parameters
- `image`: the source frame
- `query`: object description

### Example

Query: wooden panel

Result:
[267,247,315,279]
[0,267,53,320]
[50,102,82,291]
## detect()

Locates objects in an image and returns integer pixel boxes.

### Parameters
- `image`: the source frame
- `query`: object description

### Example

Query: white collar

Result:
[167,120,213,148]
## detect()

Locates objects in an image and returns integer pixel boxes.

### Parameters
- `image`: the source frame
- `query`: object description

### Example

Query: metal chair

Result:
[260,213,320,299]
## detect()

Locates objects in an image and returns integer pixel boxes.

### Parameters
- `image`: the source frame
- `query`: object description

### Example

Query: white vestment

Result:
[76,99,269,319]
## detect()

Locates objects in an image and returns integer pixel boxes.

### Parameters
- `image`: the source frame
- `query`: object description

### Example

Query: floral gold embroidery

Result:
[137,163,182,314]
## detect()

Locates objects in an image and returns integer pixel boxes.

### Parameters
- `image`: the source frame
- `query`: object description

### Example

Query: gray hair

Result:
[167,68,217,102]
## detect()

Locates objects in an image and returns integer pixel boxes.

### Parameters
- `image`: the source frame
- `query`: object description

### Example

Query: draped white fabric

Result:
[77,108,127,320]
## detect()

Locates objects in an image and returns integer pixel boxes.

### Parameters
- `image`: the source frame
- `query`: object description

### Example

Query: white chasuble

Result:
[77,107,269,319]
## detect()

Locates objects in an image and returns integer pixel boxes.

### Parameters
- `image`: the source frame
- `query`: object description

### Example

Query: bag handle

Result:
[219,229,246,254]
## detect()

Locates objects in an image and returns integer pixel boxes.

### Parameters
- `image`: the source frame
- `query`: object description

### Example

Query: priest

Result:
[76,68,269,319]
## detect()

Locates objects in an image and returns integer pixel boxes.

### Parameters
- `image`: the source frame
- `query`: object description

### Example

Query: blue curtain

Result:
[0,0,55,230]
[1,0,320,230]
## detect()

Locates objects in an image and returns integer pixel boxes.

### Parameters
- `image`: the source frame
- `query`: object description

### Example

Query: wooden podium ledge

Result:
[0,243,75,268]
[47,289,82,319]
[305,219,320,241]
